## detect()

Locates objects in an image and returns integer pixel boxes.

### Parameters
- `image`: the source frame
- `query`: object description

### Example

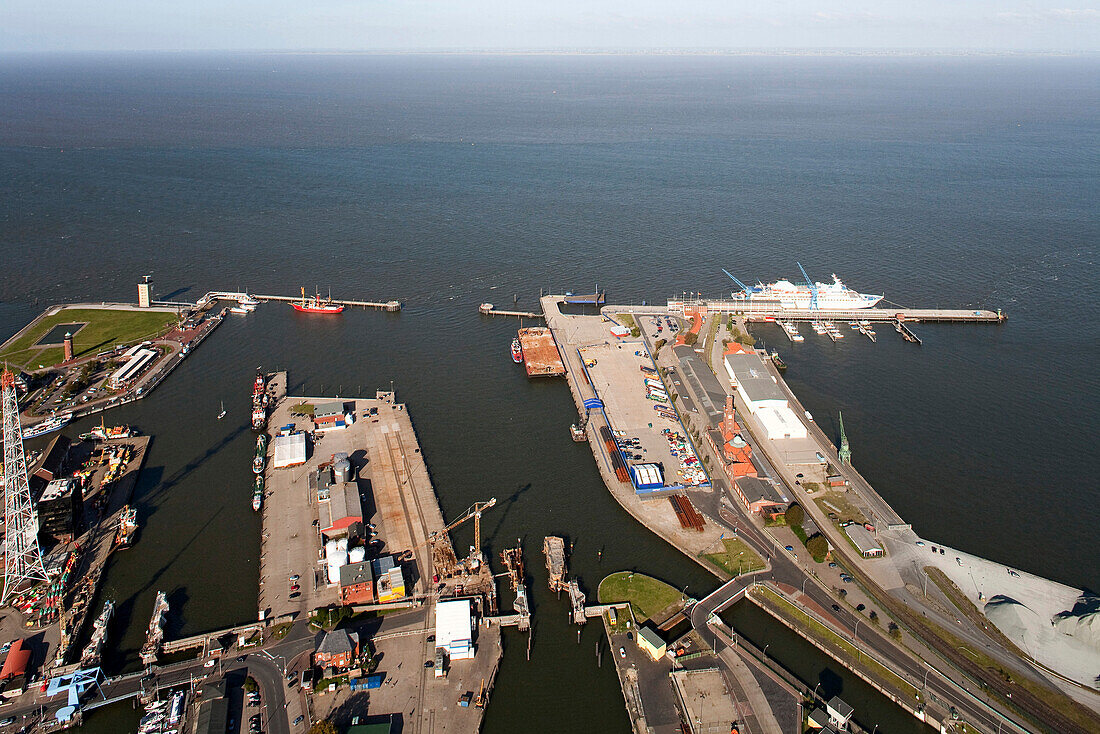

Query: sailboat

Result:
[217,401,226,420]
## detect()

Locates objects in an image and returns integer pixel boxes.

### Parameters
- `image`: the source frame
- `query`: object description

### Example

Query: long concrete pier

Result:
[665,300,1005,323]
[195,291,402,311]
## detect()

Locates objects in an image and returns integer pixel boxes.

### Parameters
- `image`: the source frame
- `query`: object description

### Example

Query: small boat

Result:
[22,412,72,440]
[253,454,265,474]
[769,351,788,372]
[292,286,344,314]
[229,306,249,315]
[217,401,226,420]
[511,338,523,363]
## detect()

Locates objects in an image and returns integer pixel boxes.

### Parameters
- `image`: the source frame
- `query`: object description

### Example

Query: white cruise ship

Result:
[732,274,882,310]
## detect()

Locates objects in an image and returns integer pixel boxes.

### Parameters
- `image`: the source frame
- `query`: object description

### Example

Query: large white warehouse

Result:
[724,352,807,441]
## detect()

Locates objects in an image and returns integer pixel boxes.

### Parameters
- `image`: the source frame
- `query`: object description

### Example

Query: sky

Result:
[1,0,1098,53]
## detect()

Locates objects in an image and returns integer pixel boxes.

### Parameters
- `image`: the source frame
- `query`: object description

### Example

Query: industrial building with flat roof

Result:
[321,480,364,539]
[37,477,81,542]
[339,560,375,605]
[723,352,809,441]
[844,524,883,558]
[670,667,742,734]
[436,599,475,661]
[637,625,666,660]
[107,347,157,388]
[272,432,307,468]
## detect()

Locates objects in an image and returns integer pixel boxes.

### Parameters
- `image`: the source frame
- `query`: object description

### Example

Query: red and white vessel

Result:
[291,287,344,314]
[511,338,523,364]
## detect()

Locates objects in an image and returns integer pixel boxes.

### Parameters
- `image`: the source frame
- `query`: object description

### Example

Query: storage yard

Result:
[258,377,447,621]
[542,298,729,567]
[578,341,709,496]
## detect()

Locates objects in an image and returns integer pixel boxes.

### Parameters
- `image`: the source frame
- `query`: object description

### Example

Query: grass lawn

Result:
[814,491,869,527]
[598,571,682,621]
[702,537,766,579]
[0,307,176,370]
[754,586,918,700]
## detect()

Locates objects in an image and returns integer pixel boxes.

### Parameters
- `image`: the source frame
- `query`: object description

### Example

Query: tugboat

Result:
[114,505,138,548]
[253,453,265,475]
[253,476,264,511]
[769,351,788,373]
[511,338,523,364]
[291,286,344,314]
[81,600,114,667]
[79,419,136,441]
[252,372,267,430]
[253,433,267,474]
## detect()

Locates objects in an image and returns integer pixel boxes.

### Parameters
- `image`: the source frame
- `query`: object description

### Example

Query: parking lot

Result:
[579,340,706,490]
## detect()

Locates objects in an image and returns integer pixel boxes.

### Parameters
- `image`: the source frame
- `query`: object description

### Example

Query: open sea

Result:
[0,53,1097,732]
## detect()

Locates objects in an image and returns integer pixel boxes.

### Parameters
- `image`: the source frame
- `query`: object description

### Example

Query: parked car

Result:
[619,647,626,658]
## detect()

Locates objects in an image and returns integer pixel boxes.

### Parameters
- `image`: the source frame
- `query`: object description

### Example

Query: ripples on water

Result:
[0,53,1097,732]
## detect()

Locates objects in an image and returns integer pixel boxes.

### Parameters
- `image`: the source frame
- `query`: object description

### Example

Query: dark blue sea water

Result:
[1,53,1097,732]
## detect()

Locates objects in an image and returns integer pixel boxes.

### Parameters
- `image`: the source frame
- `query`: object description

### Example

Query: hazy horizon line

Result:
[2,47,1097,57]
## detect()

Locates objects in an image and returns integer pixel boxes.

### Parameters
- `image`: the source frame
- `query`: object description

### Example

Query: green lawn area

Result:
[702,537,766,579]
[814,491,869,527]
[616,313,641,337]
[598,572,682,621]
[754,586,918,700]
[0,307,177,370]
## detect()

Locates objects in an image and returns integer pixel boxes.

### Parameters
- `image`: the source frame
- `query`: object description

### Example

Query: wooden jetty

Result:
[893,319,923,344]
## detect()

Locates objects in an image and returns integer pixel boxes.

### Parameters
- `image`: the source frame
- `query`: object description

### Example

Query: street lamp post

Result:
[812,683,821,703]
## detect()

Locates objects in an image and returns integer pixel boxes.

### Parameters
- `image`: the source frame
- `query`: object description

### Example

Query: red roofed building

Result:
[0,638,32,698]
[705,396,759,488]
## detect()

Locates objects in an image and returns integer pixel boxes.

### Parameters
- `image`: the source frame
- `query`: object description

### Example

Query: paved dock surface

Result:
[260,388,445,621]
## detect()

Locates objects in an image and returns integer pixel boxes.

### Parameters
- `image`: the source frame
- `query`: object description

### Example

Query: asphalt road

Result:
[633,319,1031,734]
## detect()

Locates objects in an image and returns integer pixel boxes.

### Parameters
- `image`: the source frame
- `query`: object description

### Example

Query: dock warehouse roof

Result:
[723,353,787,405]
[314,401,345,418]
[736,476,789,506]
[322,482,363,536]
[340,559,374,588]
[273,432,307,468]
[844,524,883,557]
[436,599,475,660]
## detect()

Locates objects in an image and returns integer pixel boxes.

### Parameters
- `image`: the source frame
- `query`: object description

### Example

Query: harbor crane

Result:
[426,497,497,575]
[721,268,753,296]
[797,262,819,312]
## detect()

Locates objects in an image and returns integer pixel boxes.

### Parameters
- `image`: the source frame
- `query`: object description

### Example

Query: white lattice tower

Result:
[1,370,48,605]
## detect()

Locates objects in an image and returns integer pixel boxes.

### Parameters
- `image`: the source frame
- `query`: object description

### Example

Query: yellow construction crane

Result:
[425,497,497,575]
